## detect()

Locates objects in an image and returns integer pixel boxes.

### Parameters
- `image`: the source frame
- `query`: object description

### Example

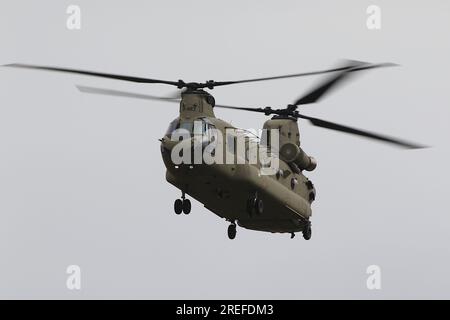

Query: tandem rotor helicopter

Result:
[4,60,425,240]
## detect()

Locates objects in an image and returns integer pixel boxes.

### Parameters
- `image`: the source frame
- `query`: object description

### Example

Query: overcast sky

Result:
[1,0,449,299]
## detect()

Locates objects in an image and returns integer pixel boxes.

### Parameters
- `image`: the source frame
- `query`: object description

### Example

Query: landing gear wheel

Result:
[247,198,256,216]
[227,224,237,240]
[290,232,295,239]
[303,222,312,240]
[247,197,263,216]
[174,199,183,215]
[256,198,264,215]
[182,199,191,215]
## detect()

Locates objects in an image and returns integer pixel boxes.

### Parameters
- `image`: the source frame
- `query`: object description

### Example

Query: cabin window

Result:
[227,134,237,154]
[208,124,217,143]
[291,178,298,190]
[261,129,271,148]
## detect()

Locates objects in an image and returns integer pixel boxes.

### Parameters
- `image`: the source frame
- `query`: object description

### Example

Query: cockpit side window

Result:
[165,118,180,137]
[260,129,271,148]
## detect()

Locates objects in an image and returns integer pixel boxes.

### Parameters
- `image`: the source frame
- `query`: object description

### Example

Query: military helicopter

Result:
[4,60,424,240]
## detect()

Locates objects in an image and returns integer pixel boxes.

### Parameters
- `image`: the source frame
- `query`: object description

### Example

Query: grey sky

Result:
[1,0,449,299]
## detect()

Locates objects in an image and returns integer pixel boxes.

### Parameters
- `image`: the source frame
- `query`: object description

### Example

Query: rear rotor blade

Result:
[214,102,425,148]
[293,62,397,106]
[294,71,354,105]
[296,114,425,149]
[214,104,266,113]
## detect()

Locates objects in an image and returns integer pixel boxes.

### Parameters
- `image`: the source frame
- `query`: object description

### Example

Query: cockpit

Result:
[165,117,217,140]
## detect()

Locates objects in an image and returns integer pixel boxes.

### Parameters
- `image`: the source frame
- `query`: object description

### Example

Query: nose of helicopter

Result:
[160,133,216,168]
[160,135,197,165]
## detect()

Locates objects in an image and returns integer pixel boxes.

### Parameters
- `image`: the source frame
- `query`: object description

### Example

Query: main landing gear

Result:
[174,191,191,215]
[246,193,264,217]
[227,222,237,240]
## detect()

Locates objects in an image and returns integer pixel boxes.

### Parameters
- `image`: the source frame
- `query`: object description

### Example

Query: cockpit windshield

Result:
[179,122,193,133]
[165,118,216,139]
[165,118,180,137]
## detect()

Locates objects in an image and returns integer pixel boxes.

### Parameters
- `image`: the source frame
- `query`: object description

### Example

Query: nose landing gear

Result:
[303,221,312,240]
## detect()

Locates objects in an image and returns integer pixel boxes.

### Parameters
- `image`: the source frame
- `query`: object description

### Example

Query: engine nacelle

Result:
[279,143,317,171]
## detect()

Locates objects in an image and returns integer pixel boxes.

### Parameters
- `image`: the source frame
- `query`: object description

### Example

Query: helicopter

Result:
[4,60,425,240]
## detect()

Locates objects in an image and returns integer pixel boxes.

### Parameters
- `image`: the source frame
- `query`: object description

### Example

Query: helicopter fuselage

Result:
[160,90,316,235]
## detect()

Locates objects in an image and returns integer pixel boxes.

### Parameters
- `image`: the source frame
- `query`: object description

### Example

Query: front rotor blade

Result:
[297,114,425,149]
[5,63,181,87]
[77,85,180,103]
[293,62,397,106]
[211,65,362,87]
